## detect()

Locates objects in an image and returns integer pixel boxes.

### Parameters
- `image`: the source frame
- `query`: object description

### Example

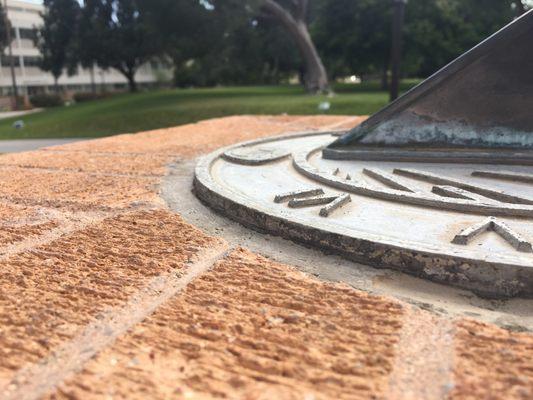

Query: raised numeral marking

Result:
[394,168,533,205]
[452,219,493,245]
[363,168,416,192]
[288,195,341,208]
[472,170,533,184]
[274,188,324,203]
[492,221,532,253]
[452,217,532,252]
[431,185,489,202]
[319,194,351,217]
[276,188,351,217]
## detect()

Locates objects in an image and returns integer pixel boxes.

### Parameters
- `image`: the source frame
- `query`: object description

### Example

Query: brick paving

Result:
[0,115,530,399]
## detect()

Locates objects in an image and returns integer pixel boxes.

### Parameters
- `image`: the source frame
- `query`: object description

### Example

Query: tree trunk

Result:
[90,65,97,94]
[389,0,406,101]
[128,76,138,93]
[293,21,330,93]
[123,68,138,93]
[262,0,329,94]
[381,62,389,91]
[53,77,60,94]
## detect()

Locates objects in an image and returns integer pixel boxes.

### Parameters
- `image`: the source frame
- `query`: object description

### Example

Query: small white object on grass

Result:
[318,101,331,111]
[13,120,24,129]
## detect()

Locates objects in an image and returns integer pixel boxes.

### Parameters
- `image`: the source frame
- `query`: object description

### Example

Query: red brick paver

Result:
[0,116,529,400]
[47,249,404,400]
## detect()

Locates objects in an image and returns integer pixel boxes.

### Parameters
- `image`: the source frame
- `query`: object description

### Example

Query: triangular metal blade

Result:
[326,10,533,158]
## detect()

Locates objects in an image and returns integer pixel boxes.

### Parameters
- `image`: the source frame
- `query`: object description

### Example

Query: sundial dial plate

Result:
[194,131,533,298]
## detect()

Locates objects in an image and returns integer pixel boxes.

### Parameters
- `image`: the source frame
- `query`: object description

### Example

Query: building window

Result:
[19,28,36,41]
[1,55,21,67]
[23,56,42,67]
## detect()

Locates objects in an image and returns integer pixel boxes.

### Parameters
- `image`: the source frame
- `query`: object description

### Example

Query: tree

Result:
[259,0,329,93]
[0,2,8,55]
[314,0,392,86]
[142,0,300,88]
[73,0,102,93]
[35,0,80,91]
[403,0,517,77]
[81,0,162,92]
[513,0,529,15]
[217,0,329,93]
[1,1,19,108]
[141,0,219,86]
[315,0,523,84]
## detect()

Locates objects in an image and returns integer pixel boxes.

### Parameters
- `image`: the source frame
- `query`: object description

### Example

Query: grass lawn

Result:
[0,82,418,139]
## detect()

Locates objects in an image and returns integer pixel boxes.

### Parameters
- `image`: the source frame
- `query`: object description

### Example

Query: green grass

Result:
[0,83,418,139]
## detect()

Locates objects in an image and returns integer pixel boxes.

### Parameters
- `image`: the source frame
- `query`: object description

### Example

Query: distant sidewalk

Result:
[0,138,89,153]
[0,108,43,120]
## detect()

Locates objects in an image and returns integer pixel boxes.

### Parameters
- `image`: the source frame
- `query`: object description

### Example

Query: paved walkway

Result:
[0,108,43,120]
[0,116,529,400]
[0,139,89,154]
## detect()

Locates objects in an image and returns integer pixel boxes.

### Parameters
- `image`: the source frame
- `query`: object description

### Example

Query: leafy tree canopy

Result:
[35,0,532,92]
[314,0,523,81]
[80,0,162,92]
[35,0,80,86]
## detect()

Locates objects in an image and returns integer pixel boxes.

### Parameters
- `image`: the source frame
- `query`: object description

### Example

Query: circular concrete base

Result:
[194,131,533,298]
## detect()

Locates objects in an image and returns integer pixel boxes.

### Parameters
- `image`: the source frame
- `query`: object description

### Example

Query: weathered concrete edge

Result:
[193,173,533,299]
[192,133,533,299]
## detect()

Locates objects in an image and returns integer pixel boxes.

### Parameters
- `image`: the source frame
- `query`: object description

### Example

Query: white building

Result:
[0,0,169,96]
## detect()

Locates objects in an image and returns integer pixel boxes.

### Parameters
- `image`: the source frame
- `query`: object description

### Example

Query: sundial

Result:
[194,11,533,298]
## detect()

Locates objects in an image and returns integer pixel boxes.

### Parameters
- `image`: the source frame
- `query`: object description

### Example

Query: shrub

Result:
[73,92,112,103]
[73,92,97,103]
[30,93,63,108]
